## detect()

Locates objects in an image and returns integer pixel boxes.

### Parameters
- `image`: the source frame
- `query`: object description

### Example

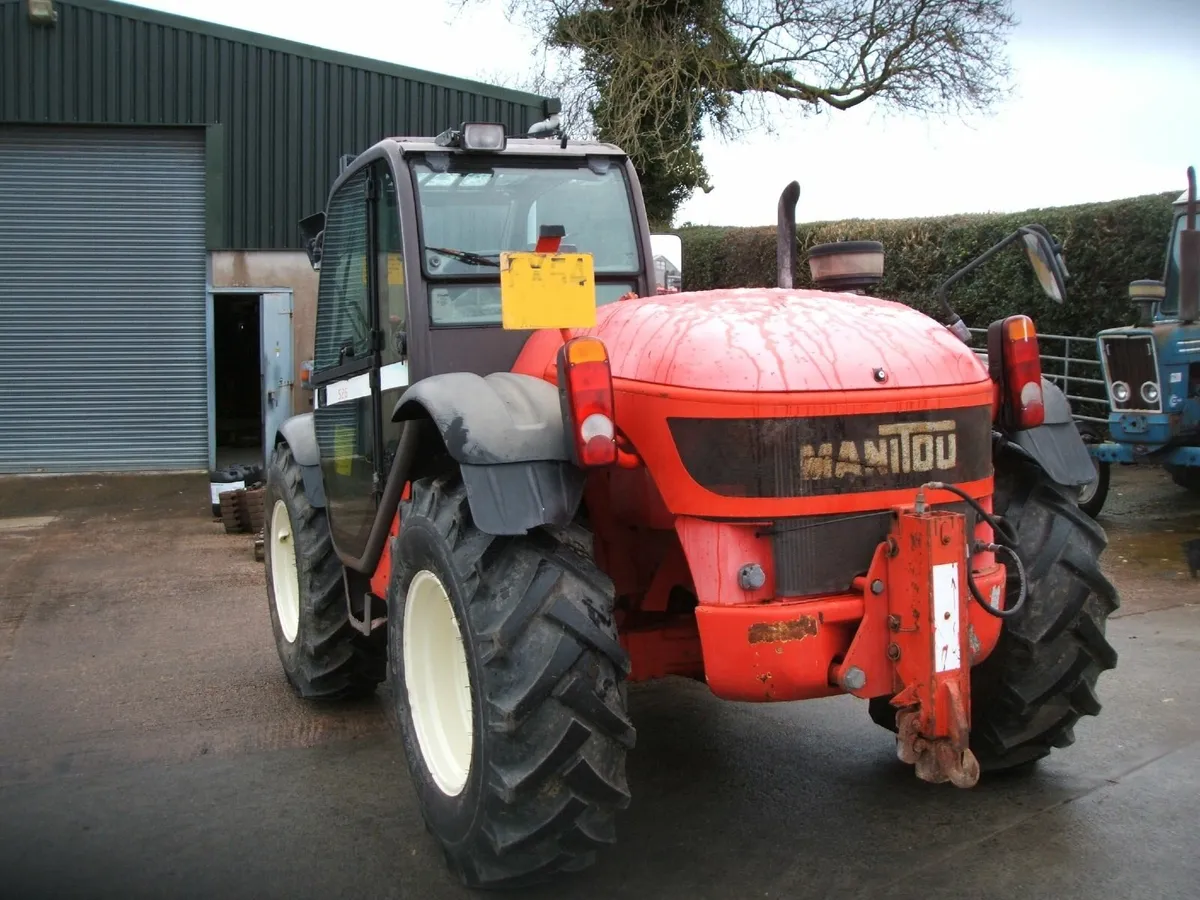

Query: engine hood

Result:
[581,288,988,392]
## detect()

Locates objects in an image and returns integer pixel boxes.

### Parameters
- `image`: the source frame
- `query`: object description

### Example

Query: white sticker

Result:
[933,562,962,673]
[210,480,245,504]
[1170,372,1183,383]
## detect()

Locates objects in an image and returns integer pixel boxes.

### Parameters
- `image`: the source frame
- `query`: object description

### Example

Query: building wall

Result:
[1,0,552,251]
[210,250,316,416]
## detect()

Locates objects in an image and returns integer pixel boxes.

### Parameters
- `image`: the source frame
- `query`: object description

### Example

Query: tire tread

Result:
[969,455,1120,770]
[394,474,632,889]
[266,444,385,700]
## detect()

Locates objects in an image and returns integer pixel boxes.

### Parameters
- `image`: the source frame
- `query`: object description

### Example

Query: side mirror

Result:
[934,222,1068,344]
[1129,279,1166,325]
[650,233,683,294]
[299,211,326,271]
[1019,226,1068,304]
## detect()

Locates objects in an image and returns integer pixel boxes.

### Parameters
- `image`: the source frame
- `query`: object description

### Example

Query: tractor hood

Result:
[582,288,988,392]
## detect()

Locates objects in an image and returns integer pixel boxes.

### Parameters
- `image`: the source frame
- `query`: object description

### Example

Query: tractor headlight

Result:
[1141,381,1160,405]
[1111,381,1131,403]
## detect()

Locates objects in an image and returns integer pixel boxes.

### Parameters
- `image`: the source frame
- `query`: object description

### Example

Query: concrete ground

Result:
[0,467,1197,900]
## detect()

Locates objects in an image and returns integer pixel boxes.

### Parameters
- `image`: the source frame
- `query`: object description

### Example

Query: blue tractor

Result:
[1080,166,1200,517]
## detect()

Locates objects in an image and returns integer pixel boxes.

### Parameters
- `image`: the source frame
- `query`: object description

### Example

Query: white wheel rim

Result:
[403,569,474,797]
[1079,459,1100,505]
[269,499,301,643]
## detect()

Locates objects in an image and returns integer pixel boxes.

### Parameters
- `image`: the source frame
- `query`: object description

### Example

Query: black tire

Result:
[1077,458,1110,519]
[1167,465,1200,494]
[264,443,386,700]
[870,451,1120,772]
[387,474,634,889]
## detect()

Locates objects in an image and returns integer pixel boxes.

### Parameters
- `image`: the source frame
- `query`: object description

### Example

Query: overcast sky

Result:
[121,0,1199,226]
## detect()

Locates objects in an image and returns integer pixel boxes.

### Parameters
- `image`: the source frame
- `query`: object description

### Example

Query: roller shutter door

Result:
[0,127,208,473]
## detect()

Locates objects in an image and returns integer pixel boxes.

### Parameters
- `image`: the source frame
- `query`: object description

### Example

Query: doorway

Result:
[213,293,263,470]
[208,289,295,473]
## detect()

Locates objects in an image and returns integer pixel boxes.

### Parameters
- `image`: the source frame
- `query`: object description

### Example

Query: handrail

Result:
[967,327,1110,429]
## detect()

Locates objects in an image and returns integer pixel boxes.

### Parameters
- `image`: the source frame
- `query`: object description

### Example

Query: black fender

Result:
[393,372,585,535]
[1004,377,1097,488]
[274,413,327,508]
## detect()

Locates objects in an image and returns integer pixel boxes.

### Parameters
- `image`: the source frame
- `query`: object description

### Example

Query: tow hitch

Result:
[886,504,981,787]
[833,486,1020,789]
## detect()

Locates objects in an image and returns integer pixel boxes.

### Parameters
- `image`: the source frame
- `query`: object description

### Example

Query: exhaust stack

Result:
[1180,166,1199,324]
[777,181,800,288]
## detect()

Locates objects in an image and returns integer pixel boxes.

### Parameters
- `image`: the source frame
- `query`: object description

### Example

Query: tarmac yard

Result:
[1,468,1197,900]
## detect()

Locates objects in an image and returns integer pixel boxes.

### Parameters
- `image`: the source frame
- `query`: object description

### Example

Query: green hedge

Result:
[675,192,1178,339]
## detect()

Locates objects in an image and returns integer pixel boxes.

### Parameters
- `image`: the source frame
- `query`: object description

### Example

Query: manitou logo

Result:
[800,420,958,480]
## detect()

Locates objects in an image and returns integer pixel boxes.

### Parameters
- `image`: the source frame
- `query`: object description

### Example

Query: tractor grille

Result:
[768,503,974,597]
[667,406,993,498]
[1100,334,1160,412]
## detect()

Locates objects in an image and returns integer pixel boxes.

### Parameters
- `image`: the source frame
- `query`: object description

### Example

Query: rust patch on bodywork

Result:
[747,616,818,644]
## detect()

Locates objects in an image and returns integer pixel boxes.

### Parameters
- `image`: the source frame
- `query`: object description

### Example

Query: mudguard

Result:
[275,413,327,508]
[393,372,585,535]
[393,372,570,463]
[1007,377,1097,488]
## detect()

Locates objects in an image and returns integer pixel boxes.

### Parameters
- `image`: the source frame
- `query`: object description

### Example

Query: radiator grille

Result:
[1100,334,1160,412]
[769,503,974,597]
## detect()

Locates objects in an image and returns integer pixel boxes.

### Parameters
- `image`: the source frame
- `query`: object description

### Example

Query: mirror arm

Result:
[934,228,1028,330]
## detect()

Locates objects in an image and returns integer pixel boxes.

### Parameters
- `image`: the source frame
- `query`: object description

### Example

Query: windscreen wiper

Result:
[426,246,501,268]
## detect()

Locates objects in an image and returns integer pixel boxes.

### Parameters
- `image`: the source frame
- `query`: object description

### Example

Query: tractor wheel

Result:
[387,474,634,889]
[1167,465,1200,494]
[264,443,386,699]
[870,451,1120,772]
[1077,457,1111,519]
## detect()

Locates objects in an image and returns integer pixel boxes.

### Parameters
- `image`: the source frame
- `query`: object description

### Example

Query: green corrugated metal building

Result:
[0,0,554,474]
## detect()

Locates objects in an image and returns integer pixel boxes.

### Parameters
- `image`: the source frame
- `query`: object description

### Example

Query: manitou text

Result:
[801,420,958,480]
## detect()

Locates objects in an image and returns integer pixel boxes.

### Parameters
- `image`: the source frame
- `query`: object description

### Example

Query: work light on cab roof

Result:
[433,121,507,152]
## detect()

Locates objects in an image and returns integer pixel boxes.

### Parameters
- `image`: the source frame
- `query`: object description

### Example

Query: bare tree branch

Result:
[456,0,1015,224]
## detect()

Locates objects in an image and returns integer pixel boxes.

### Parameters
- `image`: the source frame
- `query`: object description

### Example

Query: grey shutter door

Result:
[0,127,208,473]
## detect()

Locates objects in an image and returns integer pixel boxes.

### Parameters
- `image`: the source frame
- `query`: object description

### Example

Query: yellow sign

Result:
[500,251,596,330]
[387,253,405,285]
[362,254,405,286]
[334,425,355,476]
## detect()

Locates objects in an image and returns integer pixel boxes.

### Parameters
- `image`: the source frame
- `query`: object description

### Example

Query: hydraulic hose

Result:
[916,481,1017,545]
[968,541,1027,619]
[918,481,1028,619]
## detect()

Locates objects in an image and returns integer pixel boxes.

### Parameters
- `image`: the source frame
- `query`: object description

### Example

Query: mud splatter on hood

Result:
[582,287,989,392]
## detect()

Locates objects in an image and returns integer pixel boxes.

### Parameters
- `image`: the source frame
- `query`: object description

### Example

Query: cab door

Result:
[310,166,382,559]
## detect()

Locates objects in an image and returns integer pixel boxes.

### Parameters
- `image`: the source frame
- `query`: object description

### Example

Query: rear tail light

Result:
[987,314,1044,429]
[556,337,617,467]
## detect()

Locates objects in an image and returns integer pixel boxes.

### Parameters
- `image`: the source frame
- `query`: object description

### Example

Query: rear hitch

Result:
[834,501,987,788]
[895,696,980,788]
[886,505,980,787]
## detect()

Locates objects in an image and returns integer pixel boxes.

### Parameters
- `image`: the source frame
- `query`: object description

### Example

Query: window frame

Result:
[407,153,644,329]
[372,159,411,368]
[311,167,376,387]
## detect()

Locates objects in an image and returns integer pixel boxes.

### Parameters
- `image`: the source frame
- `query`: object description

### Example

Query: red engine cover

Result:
[579,288,988,392]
